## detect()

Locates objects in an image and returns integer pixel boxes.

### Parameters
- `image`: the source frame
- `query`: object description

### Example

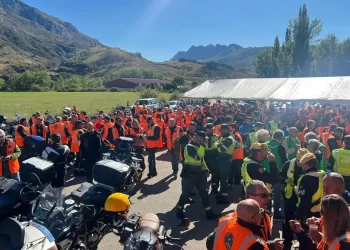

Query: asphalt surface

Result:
[63,149,283,250]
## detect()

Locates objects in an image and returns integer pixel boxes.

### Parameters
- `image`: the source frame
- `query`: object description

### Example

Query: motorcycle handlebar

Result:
[167,236,181,242]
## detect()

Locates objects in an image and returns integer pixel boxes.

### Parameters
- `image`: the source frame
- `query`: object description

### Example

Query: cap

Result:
[205,123,214,129]
[297,148,309,161]
[220,123,229,129]
[251,143,268,150]
[254,122,264,128]
[334,127,345,133]
[103,115,111,121]
[300,152,316,164]
[75,120,84,126]
[196,131,206,138]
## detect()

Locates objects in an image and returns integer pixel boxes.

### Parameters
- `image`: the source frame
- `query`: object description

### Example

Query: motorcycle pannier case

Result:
[21,157,54,184]
[93,160,130,189]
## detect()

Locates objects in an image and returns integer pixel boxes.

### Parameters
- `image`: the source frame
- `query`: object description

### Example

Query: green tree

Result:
[172,76,184,86]
[292,4,322,76]
[312,34,338,76]
[272,36,280,77]
[0,78,5,91]
[253,48,274,77]
[191,81,199,88]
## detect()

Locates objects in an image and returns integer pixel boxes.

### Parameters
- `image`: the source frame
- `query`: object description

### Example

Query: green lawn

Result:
[0,92,168,119]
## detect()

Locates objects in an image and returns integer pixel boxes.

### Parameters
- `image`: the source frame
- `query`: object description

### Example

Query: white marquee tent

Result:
[184,77,350,102]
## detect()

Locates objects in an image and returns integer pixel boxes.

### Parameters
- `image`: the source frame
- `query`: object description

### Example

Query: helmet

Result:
[104,193,130,215]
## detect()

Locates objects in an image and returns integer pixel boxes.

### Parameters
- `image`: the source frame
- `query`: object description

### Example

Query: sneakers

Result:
[172,172,178,179]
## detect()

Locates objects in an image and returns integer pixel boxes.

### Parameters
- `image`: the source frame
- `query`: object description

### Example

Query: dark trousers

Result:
[218,159,231,196]
[282,195,297,250]
[52,169,66,188]
[205,156,218,187]
[148,148,157,174]
[178,172,210,210]
[83,159,99,183]
[169,149,179,173]
[229,159,243,185]
[74,153,83,171]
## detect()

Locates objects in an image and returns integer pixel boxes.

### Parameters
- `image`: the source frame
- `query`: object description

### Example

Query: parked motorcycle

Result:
[44,110,56,126]
[123,213,190,250]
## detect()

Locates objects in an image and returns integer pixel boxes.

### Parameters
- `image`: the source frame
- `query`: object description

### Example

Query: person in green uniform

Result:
[304,132,327,171]
[215,124,236,204]
[282,127,301,160]
[176,131,219,220]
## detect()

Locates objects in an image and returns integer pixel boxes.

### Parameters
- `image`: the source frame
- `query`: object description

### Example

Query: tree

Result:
[292,4,322,76]
[191,81,199,88]
[253,48,274,77]
[272,36,280,77]
[172,76,184,86]
[312,34,338,76]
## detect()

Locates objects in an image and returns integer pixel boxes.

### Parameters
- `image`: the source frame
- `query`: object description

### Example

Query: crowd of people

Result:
[1,100,350,249]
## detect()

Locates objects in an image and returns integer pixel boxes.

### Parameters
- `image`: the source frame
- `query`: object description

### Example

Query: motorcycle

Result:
[123,213,190,250]
[44,110,56,126]
[102,137,144,194]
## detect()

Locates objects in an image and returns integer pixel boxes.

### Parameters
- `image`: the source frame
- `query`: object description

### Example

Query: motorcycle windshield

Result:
[33,185,68,221]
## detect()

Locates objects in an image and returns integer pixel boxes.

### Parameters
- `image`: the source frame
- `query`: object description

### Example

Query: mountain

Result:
[171,44,265,68]
[0,0,100,75]
[0,0,255,81]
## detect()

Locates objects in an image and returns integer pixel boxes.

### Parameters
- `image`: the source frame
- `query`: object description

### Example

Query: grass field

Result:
[0,92,170,119]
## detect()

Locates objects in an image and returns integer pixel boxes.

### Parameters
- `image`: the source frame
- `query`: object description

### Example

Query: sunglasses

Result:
[251,208,265,219]
[250,192,272,199]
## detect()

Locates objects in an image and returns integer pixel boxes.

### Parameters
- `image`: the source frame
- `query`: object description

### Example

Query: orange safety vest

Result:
[31,116,44,126]
[213,212,269,250]
[102,122,114,141]
[185,114,192,128]
[49,122,69,144]
[71,129,83,153]
[15,124,30,147]
[165,126,181,150]
[129,128,145,146]
[146,125,160,149]
[156,120,165,148]
[31,125,48,140]
[232,132,244,160]
[0,139,20,176]
[139,115,149,131]
[214,124,222,137]
[176,113,186,128]
[317,234,350,250]
[326,134,344,158]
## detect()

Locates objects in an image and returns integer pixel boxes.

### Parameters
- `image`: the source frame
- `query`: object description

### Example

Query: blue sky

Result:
[23,0,350,62]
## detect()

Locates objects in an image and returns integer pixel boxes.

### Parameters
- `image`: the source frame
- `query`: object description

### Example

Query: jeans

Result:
[169,149,179,173]
[148,148,157,174]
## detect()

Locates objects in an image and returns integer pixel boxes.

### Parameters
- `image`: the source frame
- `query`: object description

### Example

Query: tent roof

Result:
[183,77,350,101]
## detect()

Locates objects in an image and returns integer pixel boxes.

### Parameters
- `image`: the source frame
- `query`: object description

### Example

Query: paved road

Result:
[63,149,283,250]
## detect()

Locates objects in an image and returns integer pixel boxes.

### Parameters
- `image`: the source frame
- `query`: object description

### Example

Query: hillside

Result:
[171,44,265,68]
[0,0,100,75]
[59,46,254,82]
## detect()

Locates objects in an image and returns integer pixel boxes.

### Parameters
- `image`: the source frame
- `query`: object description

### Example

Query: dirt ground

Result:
[63,149,284,250]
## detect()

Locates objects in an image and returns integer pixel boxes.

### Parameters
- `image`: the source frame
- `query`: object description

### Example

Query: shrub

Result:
[139,89,158,98]
[158,95,168,103]
[109,87,120,92]
[30,84,43,92]
[169,92,180,101]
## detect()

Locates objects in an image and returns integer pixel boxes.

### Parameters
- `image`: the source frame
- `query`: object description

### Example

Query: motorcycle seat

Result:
[139,213,160,232]
[0,218,25,249]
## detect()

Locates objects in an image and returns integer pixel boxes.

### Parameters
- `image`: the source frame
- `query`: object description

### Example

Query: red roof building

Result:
[105,78,166,89]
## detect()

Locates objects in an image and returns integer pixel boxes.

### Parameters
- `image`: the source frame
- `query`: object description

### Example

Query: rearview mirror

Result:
[179,218,190,228]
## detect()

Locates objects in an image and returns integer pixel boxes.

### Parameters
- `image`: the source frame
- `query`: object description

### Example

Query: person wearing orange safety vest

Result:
[212,199,269,250]
[112,116,126,150]
[165,118,182,177]
[31,116,48,142]
[209,181,283,250]
[175,109,186,129]
[71,120,85,175]
[15,118,30,148]
[155,114,165,148]
[30,111,44,127]
[327,127,344,158]
[230,128,244,186]
[139,110,150,132]
[146,117,161,178]
[128,120,146,171]
[0,129,21,181]
[48,117,70,145]
[100,116,114,149]
[303,120,317,136]
[184,110,192,129]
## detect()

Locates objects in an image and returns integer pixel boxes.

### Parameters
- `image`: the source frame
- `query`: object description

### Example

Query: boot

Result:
[176,207,185,219]
[206,209,221,220]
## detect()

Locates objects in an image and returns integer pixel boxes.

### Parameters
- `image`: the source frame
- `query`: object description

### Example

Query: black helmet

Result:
[124,228,159,250]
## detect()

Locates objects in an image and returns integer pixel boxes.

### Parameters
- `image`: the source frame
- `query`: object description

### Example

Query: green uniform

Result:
[318,142,327,171]
[215,134,235,197]
[266,140,282,170]
[283,136,300,160]
[269,121,279,133]
[177,142,211,211]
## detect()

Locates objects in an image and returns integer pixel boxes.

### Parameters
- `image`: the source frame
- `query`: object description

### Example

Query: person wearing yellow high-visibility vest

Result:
[295,152,325,221]
[215,124,236,204]
[280,148,308,250]
[204,123,220,193]
[241,143,279,195]
[328,135,350,191]
[245,122,265,153]
[176,131,219,220]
